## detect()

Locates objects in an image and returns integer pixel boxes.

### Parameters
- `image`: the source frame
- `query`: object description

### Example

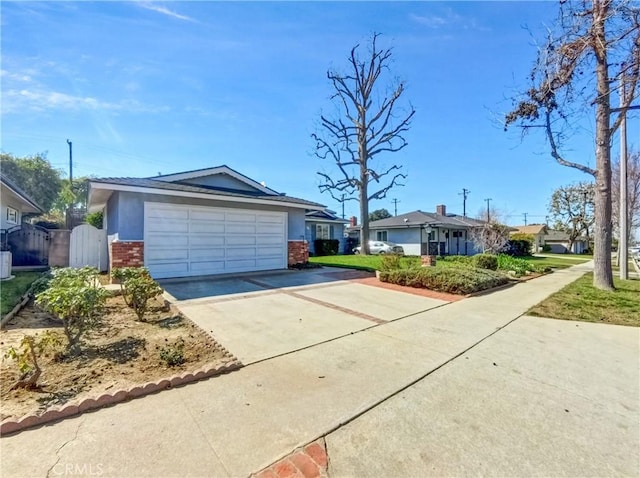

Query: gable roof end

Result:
[0,174,44,214]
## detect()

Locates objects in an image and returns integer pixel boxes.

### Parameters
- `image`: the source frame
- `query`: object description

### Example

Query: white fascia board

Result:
[153,166,277,196]
[89,182,323,210]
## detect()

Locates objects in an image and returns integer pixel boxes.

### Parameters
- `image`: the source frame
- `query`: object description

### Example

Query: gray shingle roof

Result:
[90,177,324,208]
[369,210,486,229]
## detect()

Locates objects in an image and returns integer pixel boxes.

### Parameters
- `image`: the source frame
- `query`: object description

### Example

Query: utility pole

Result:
[484,198,492,222]
[392,198,400,216]
[523,212,528,226]
[341,193,345,219]
[66,139,73,186]
[619,75,628,280]
[459,188,470,217]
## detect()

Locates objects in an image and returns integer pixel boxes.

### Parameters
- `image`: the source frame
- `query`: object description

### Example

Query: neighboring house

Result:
[1,174,44,231]
[367,205,486,256]
[543,230,588,254]
[305,209,349,255]
[511,224,548,253]
[87,165,324,279]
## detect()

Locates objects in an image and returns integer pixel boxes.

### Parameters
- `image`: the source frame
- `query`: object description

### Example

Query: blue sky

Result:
[2,1,636,225]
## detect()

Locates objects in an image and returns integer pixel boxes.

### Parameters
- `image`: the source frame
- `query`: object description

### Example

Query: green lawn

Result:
[309,254,420,271]
[528,273,640,327]
[0,271,42,316]
[526,255,591,269]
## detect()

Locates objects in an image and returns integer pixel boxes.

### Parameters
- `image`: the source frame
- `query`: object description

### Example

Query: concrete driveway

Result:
[162,268,450,364]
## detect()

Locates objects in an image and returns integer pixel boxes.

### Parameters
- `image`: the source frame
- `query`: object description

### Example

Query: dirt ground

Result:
[0,295,228,421]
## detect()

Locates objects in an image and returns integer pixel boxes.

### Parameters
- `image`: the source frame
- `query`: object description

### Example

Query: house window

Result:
[376,230,388,242]
[316,224,330,240]
[6,206,18,224]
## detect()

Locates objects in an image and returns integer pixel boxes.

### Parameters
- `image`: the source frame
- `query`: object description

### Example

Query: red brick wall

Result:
[288,240,308,266]
[110,241,144,273]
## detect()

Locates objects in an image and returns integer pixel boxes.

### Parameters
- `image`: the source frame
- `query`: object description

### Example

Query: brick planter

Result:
[288,240,308,266]
[110,241,144,282]
[421,255,436,267]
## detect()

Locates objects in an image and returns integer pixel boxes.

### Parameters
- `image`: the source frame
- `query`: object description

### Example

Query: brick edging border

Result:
[0,357,243,436]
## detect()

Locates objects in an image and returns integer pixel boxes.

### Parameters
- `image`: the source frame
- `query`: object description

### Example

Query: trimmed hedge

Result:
[379,267,509,295]
[314,239,339,256]
[473,253,499,271]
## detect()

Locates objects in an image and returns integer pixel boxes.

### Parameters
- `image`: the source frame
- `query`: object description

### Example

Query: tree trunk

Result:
[360,163,370,255]
[592,0,614,290]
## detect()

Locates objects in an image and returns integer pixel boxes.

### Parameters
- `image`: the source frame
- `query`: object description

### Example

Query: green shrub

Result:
[380,254,402,271]
[160,338,185,367]
[504,239,532,257]
[496,254,536,277]
[314,239,340,256]
[379,267,508,295]
[113,267,162,321]
[85,212,103,229]
[439,255,474,266]
[473,253,498,271]
[4,332,63,389]
[36,267,109,354]
[30,272,53,296]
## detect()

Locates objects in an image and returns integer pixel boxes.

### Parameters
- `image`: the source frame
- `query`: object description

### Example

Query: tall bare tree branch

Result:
[313,33,415,254]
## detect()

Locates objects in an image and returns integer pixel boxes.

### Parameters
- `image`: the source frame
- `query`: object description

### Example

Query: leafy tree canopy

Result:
[369,208,392,222]
[1,153,63,212]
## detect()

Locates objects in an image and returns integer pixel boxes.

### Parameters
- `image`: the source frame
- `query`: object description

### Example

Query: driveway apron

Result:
[165,268,449,364]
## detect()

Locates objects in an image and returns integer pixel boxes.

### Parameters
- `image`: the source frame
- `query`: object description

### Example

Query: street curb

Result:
[0,358,243,436]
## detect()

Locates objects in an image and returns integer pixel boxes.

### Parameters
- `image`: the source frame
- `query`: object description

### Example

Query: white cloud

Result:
[2,88,170,115]
[410,11,490,32]
[138,2,195,22]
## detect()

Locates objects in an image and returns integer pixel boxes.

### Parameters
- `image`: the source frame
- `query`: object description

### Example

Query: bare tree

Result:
[469,223,511,254]
[612,150,640,242]
[505,0,640,290]
[475,206,506,224]
[549,182,596,252]
[313,33,415,255]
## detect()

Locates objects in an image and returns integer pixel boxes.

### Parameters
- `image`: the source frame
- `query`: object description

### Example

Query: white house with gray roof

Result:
[367,205,486,256]
[87,165,324,279]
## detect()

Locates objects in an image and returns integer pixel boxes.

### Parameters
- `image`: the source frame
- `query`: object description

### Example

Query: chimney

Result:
[349,216,357,227]
[436,204,446,216]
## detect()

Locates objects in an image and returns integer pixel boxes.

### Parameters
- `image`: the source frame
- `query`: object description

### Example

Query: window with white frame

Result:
[6,206,18,224]
[376,230,388,241]
[316,224,330,240]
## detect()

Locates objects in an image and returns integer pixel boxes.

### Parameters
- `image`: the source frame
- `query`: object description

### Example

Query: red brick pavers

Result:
[253,439,329,478]
[354,276,463,302]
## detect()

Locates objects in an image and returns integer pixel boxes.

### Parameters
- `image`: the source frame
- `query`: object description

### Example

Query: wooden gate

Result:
[69,224,108,271]
[4,224,50,266]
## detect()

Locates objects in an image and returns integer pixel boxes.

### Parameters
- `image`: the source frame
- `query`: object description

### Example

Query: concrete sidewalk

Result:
[3,260,631,478]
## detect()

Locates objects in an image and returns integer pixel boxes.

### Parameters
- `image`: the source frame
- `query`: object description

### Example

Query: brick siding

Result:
[110,241,144,281]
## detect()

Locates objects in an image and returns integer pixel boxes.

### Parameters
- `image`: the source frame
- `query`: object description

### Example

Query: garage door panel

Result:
[190,210,225,221]
[260,236,284,245]
[146,235,189,248]
[146,248,189,261]
[226,224,256,234]
[150,262,189,278]
[145,203,286,278]
[257,224,284,234]
[257,246,283,256]
[190,248,225,260]
[190,261,225,272]
[146,207,188,220]
[227,212,256,222]
[229,236,256,246]
[190,222,225,233]
[226,247,257,258]
[147,219,189,233]
[190,235,225,247]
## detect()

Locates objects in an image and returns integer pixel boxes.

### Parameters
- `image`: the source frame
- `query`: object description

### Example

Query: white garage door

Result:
[144,202,287,279]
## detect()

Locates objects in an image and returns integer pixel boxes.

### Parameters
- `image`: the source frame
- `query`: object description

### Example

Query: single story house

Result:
[1,174,43,231]
[511,224,548,253]
[544,230,588,254]
[87,165,325,279]
[367,205,486,256]
[305,209,349,255]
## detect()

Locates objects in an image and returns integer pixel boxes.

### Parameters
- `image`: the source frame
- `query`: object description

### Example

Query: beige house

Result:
[511,224,548,253]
